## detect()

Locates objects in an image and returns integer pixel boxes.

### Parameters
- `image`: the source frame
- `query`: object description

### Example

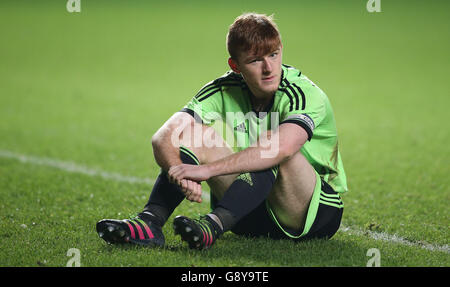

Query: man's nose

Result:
[262,58,272,74]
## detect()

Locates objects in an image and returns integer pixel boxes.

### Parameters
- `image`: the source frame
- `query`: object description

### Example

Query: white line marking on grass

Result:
[0,149,156,186]
[0,149,447,253]
[0,149,212,201]
[339,225,449,254]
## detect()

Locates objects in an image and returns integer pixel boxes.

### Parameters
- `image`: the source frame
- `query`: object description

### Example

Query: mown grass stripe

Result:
[1,149,448,254]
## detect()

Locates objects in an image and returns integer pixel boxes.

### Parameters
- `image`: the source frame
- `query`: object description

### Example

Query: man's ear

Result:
[228,58,240,74]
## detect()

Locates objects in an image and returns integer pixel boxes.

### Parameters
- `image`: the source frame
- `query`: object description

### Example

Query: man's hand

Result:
[169,164,211,203]
[168,164,212,184]
[178,178,203,203]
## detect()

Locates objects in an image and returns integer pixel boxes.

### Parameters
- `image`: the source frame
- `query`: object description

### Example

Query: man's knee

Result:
[179,122,217,148]
[277,150,313,177]
[178,122,233,165]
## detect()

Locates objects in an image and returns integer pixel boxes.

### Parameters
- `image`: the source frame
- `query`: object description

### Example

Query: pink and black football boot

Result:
[96,211,164,247]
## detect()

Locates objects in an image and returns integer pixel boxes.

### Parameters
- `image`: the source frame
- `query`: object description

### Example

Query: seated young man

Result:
[96,13,348,250]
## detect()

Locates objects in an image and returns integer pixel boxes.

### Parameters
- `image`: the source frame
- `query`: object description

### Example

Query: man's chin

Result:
[260,84,279,95]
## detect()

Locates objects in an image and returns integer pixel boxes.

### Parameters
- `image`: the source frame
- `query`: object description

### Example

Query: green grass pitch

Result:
[0,0,448,267]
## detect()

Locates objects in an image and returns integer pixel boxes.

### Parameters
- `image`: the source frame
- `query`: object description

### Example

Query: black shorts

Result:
[222,176,344,241]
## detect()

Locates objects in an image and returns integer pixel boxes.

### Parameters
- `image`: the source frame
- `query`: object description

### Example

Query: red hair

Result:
[226,13,282,61]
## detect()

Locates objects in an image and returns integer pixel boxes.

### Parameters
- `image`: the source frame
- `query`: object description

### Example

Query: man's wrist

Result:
[204,163,218,179]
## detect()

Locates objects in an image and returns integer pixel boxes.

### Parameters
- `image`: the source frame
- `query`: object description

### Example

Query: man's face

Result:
[229,46,283,99]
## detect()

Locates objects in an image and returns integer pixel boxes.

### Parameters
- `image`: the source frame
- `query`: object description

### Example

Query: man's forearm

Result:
[205,145,284,178]
[204,124,307,178]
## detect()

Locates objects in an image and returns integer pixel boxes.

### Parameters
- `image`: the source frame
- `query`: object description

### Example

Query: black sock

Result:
[143,146,199,226]
[211,167,278,232]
